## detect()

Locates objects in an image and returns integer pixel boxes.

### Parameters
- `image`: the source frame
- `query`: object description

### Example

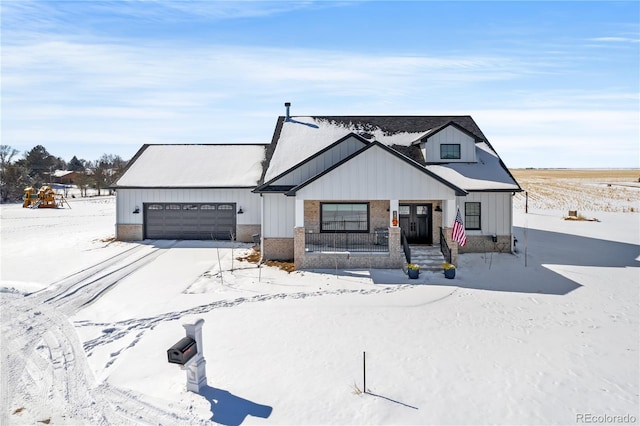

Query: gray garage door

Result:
[144,203,236,240]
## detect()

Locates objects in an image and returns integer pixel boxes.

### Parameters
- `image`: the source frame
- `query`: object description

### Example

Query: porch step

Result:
[408,245,445,272]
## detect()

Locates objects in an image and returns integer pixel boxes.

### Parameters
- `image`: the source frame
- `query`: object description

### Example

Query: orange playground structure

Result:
[23,186,70,209]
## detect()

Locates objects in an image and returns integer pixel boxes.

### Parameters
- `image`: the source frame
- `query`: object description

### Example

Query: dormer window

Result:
[440,144,461,160]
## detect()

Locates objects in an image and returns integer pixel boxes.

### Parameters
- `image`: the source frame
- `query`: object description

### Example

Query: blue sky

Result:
[2,1,639,168]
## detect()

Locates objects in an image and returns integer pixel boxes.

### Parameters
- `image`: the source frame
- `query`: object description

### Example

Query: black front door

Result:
[399,204,432,244]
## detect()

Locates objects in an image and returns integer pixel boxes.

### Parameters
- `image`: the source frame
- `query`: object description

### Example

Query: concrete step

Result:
[407,245,445,272]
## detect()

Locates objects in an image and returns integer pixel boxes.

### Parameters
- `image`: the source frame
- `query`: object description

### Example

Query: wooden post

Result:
[525,191,528,213]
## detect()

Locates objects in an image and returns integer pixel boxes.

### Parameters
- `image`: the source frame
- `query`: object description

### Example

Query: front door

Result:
[399,204,432,244]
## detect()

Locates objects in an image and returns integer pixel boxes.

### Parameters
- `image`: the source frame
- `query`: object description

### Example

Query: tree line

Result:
[0,144,128,202]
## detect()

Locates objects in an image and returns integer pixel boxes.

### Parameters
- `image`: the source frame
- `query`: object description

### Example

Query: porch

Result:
[294,226,405,269]
[291,199,459,270]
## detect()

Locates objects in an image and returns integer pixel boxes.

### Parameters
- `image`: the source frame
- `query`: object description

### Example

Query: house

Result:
[52,170,79,185]
[114,105,521,269]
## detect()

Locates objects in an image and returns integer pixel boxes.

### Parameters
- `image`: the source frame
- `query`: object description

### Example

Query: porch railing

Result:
[305,229,389,253]
[440,227,452,264]
[401,230,411,264]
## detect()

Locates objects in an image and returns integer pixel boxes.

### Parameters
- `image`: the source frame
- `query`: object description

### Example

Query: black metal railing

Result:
[440,227,452,264]
[305,229,389,253]
[401,230,411,264]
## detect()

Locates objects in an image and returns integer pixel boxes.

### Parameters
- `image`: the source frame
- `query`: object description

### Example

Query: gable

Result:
[262,115,488,183]
[421,124,477,163]
[290,143,462,200]
[259,133,368,189]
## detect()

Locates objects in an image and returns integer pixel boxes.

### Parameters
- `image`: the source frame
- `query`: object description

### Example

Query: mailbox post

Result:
[183,318,207,393]
[167,318,207,393]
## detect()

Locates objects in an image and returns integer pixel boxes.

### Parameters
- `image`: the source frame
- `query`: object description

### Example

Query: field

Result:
[511,169,640,213]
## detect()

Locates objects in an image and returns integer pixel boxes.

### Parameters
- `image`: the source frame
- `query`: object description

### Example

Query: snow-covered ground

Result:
[1,194,638,425]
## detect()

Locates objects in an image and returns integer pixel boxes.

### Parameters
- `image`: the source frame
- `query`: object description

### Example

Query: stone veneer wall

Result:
[294,226,403,270]
[263,238,294,261]
[116,224,260,243]
[236,224,261,243]
[116,224,143,241]
[459,235,512,254]
[431,208,442,244]
[441,227,459,266]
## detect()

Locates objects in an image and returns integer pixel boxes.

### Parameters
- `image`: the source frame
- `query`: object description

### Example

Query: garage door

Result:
[144,203,236,240]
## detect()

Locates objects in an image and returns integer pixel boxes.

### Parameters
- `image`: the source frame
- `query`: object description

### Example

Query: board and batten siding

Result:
[262,193,295,238]
[456,192,512,235]
[422,126,477,163]
[270,136,365,186]
[116,188,261,225]
[294,145,457,201]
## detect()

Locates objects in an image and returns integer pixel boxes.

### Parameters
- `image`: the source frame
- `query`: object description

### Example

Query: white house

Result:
[114,106,521,269]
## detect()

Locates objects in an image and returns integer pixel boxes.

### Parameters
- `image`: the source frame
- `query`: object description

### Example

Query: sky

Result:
[1,0,639,168]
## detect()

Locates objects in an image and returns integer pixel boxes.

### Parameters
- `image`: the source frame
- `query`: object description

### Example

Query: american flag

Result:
[452,208,467,247]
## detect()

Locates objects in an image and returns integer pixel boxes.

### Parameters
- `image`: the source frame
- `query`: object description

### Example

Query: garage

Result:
[144,202,237,240]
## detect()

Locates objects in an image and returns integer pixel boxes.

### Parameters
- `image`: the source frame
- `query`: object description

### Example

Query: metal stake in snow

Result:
[182,319,207,393]
[363,351,367,393]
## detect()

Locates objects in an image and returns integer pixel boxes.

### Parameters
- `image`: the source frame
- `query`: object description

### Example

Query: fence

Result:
[305,229,389,253]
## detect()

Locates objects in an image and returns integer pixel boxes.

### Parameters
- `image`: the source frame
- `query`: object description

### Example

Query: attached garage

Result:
[144,202,237,240]
[114,144,267,242]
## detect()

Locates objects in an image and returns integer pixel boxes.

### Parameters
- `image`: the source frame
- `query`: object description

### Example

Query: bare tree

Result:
[0,145,25,202]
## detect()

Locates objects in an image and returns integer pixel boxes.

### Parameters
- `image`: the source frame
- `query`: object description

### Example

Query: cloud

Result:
[588,36,640,43]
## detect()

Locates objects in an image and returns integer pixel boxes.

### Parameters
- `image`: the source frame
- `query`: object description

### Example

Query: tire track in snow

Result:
[1,241,184,425]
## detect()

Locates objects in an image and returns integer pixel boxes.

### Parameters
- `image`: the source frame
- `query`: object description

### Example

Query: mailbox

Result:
[167,337,197,365]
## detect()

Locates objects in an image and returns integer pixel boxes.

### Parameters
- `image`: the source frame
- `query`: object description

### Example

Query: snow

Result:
[2,195,639,425]
[116,145,267,187]
[427,143,521,191]
[264,117,424,182]
[266,118,518,191]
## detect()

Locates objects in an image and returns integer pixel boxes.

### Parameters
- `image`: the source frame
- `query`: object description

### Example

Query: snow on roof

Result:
[426,143,520,191]
[265,117,517,191]
[264,117,423,181]
[53,170,76,178]
[116,144,267,187]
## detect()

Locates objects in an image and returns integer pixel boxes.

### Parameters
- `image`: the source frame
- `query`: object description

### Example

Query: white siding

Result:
[456,192,512,235]
[271,136,365,186]
[295,145,457,200]
[262,193,295,238]
[116,188,261,225]
[422,126,477,163]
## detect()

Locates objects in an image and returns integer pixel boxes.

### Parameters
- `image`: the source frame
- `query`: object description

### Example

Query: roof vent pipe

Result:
[284,102,291,121]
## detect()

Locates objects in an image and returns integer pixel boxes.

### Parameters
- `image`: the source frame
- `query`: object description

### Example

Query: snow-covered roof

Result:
[264,116,484,182]
[426,143,521,191]
[264,116,519,191]
[53,170,76,178]
[116,144,267,187]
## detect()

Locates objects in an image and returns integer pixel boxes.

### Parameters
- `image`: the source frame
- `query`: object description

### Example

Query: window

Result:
[465,202,481,230]
[440,144,461,160]
[321,203,369,232]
